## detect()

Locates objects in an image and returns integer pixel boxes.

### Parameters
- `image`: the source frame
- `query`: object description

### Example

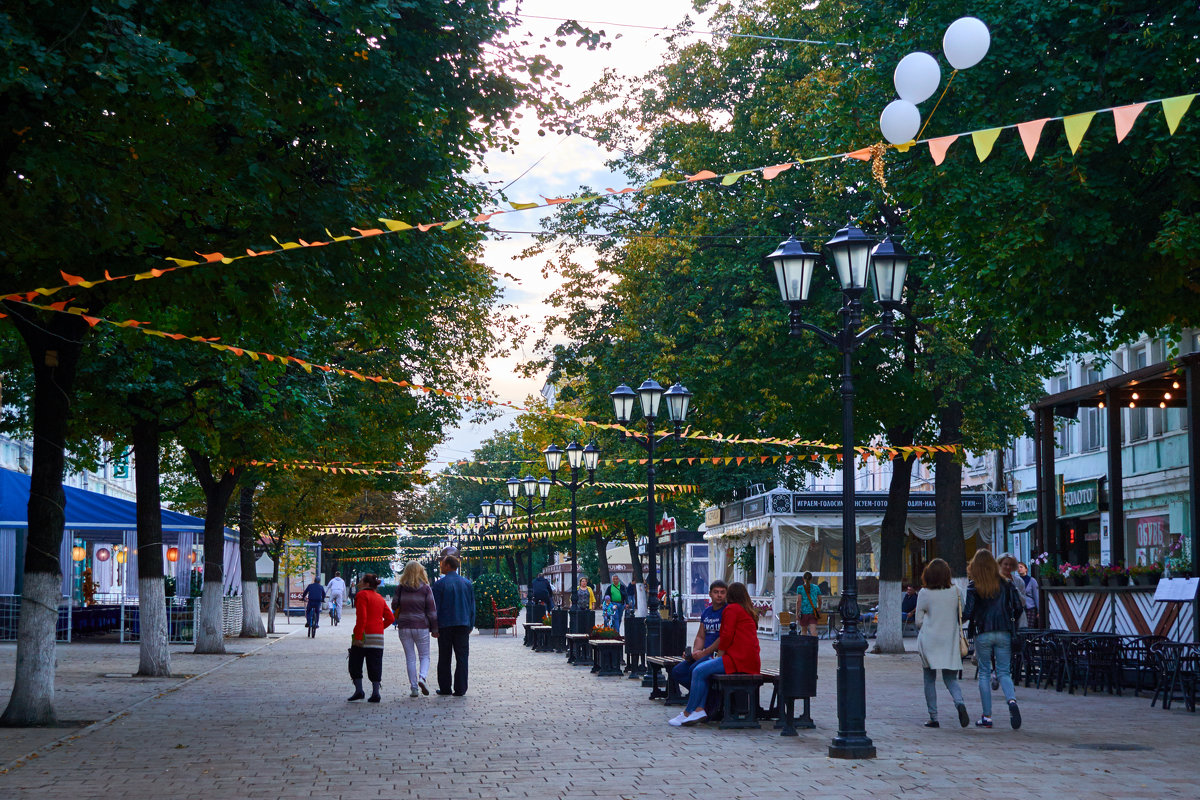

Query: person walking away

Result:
[348,574,395,703]
[993,553,1028,689]
[392,560,438,698]
[669,580,727,720]
[326,573,346,625]
[431,554,475,696]
[301,577,325,634]
[796,572,823,637]
[915,559,970,728]
[605,578,626,633]
[964,550,1024,729]
[1016,562,1040,629]
[531,572,553,622]
[670,581,760,727]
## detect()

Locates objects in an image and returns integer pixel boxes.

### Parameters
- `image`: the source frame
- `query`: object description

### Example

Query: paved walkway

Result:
[1,612,1197,799]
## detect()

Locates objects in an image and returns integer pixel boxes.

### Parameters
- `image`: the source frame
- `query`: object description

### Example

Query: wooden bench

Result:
[565,633,592,666]
[712,673,764,729]
[644,655,683,700]
[590,640,624,676]
[531,624,553,652]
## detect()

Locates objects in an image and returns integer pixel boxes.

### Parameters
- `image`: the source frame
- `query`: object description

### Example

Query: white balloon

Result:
[943,17,991,70]
[893,52,941,104]
[879,100,921,145]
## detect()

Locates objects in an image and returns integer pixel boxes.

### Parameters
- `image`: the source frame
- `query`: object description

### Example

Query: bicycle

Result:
[306,605,320,637]
[329,597,341,626]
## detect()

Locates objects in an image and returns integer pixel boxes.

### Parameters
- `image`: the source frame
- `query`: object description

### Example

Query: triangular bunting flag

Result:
[1112,103,1147,142]
[971,128,1002,162]
[1161,93,1196,134]
[927,135,958,165]
[1016,118,1050,160]
[1063,111,1095,154]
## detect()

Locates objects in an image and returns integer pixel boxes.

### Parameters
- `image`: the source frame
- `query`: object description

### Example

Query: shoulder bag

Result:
[956,589,970,658]
[804,585,823,622]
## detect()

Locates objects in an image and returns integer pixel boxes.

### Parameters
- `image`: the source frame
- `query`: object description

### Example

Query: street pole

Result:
[644,417,661,658]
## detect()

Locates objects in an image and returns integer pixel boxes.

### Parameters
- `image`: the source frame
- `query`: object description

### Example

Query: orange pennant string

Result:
[351,227,384,237]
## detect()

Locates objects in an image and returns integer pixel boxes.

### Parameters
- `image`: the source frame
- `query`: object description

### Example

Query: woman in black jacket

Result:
[963,549,1025,730]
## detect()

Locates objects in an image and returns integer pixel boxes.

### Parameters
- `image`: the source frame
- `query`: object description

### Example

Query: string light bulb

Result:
[1128,402,1136,408]
[1172,381,1180,390]
[1098,401,1106,409]
[1159,401,1167,409]
[1164,392,1172,400]
[1131,392,1139,400]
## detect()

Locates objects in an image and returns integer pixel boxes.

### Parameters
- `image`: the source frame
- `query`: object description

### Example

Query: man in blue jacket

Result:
[431,554,475,696]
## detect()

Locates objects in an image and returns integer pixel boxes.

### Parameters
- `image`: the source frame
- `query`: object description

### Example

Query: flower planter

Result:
[1067,576,1090,587]
[1104,574,1129,587]
[1087,575,1103,587]
[1130,574,1161,587]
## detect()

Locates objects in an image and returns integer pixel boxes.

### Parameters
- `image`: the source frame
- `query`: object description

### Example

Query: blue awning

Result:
[0,467,213,534]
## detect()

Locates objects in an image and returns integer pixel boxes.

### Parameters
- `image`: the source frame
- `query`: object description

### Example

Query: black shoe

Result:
[956,704,970,728]
[453,692,466,697]
[368,693,381,703]
[435,690,453,696]
[347,690,365,702]
[924,720,940,728]
[1008,700,1021,730]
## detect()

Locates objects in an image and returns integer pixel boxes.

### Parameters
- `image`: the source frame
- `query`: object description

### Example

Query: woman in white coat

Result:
[915,558,970,728]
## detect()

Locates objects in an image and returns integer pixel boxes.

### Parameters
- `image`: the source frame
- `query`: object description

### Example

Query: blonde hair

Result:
[400,560,429,589]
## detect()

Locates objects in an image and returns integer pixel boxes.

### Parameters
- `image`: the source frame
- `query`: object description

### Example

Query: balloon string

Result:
[915,69,958,141]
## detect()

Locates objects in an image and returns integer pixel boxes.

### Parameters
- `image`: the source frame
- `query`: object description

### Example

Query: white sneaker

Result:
[668,712,689,727]
[681,710,707,726]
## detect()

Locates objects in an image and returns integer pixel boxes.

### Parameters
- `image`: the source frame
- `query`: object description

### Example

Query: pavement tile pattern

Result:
[0,611,1197,799]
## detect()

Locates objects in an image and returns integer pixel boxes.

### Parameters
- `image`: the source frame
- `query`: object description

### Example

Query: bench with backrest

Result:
[490,598,518,637]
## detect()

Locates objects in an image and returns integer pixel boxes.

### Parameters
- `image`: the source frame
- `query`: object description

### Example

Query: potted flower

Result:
[590,624,621,641]
[1129,563,1162,586]
[753,601,773,618]
[1100,563,1129,587]
[541,613,553,626]
[1059,563,1092,587]
[1032,553,1062,586]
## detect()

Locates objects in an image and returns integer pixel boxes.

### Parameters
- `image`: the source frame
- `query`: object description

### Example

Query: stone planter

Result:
[1103,573,1129,587]
[1130,573,1161,587]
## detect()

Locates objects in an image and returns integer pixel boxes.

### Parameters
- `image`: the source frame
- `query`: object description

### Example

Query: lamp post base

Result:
[827,740,877,760]
[830,621,875,760]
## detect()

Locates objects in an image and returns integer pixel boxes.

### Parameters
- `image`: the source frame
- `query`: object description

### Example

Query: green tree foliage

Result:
[472,572,520,630]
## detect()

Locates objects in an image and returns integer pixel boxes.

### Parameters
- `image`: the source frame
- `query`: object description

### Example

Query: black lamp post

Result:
[544,440,600,634]
[509,474,552,623]
[610,379,692,658]
[477,499,511,574]
[764,221,910,760]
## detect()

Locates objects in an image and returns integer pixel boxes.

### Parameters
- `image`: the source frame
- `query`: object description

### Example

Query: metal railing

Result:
[0,595,72,642]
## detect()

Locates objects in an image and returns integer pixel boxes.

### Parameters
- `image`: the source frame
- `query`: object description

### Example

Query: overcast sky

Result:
[428,0,701,466]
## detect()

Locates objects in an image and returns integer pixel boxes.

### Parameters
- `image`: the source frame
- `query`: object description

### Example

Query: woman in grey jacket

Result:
[915,559,970,728]
[391,561,438,697]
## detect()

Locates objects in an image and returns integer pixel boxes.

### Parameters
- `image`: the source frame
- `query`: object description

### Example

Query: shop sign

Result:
[1135,516,1167,548]
[1015,491,1038,521]
[1060,478,1100,518]
[704,507,722,527]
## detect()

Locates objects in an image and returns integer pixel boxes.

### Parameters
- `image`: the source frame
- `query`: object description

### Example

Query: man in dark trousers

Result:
[431,553,475,696]
[530,572,553,622]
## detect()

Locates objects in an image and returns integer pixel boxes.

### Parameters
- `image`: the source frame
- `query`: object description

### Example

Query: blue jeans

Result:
[684,656,726,714]
[974,630,1016,716]
[607,603,624,633]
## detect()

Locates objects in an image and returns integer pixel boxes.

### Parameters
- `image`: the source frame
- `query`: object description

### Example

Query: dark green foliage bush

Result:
[474,573,520,630]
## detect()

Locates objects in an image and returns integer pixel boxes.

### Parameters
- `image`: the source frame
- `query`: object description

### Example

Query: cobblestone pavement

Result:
[1,611,1197,799]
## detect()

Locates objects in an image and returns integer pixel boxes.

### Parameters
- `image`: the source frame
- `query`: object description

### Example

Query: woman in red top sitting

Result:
[669,581,760,726]
[348,573,395,703]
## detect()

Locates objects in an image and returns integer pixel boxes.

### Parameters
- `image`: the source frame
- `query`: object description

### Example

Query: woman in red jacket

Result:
[348,574,395,703]
[669,581,760,726]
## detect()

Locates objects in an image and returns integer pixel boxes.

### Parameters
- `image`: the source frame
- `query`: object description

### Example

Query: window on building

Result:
[1082,367,1104,451]
[1128,348,1149,441]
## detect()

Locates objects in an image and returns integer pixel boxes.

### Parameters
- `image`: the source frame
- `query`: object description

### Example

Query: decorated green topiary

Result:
[473,572,520,631]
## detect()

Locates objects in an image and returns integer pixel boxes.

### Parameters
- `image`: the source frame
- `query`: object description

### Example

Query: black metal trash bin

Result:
[550,608,569,652]
[624,615,646,678]
[778,627,818,735]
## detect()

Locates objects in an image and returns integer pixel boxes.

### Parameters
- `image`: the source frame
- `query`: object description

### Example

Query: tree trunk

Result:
[238,484,266,638]
[504,551,518,583]
[267,553,280,635]
[187,449,240,654]
[873,430,916,655]
[935,400,967,579]
[131,418,171,676]
[624,520,643,582]
[593,532,611,584]
[514,550,527,588]
[1,308,87,726]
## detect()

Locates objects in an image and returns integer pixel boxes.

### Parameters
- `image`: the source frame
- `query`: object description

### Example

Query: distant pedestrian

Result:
[431,554,475,696]
[392,560,438,698]
[531,572,553,621]
[964,550,1024,729]
[348,574,395,703]
[915,559,970,728]
[1016,562,1040,628]
[603,578,626,633]
[300,577,325,634]
[795,572,823,637]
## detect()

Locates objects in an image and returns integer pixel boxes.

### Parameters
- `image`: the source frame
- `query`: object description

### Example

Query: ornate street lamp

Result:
[544,440,599,633]
[764,221,911,760]
[610,379,692,658]
[509,473,553,623]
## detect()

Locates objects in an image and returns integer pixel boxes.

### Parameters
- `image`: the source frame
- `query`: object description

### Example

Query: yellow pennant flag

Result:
[1062,111,1095,154]
[379,219,413,232]
[1161,93,1196,134]
[971,128,1002,162]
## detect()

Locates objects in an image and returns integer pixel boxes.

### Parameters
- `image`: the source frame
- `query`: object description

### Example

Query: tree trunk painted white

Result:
[873,580,903,654]
[241,580,266,637]
[137,576,171,676]
[0,572,60,726]
[194,580,226,653]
